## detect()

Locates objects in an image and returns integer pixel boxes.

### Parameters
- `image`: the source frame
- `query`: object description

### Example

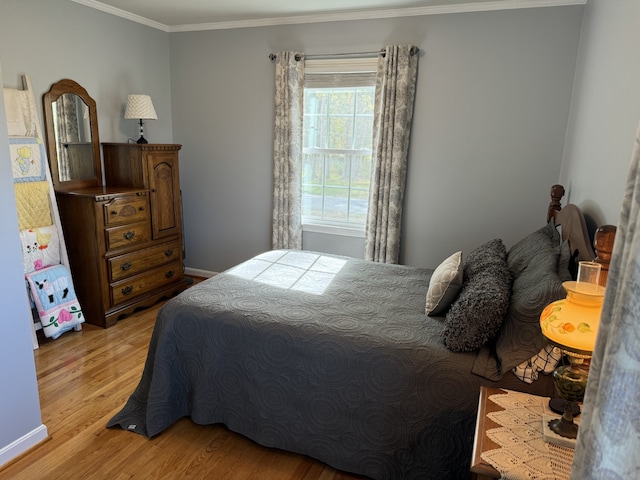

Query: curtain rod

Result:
[269,47,418,62]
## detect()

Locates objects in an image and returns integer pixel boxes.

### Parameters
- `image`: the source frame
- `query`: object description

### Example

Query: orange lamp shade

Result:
[539,281,606,356]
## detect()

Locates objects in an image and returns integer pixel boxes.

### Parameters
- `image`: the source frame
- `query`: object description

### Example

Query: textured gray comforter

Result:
[108,250,552,479]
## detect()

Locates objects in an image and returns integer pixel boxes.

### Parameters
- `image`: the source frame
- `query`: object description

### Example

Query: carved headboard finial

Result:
[548,184,566,222]
[594,225,617,286]
[546,184,616,287]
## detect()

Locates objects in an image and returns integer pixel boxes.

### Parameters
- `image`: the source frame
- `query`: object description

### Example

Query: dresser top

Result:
[55,185,149,200]
[102,143,182,150]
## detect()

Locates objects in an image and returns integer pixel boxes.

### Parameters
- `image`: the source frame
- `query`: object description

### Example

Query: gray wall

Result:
[170,7,584,273]
[0,0,173,147]
[560,0,640,227]
[0,67,45,465]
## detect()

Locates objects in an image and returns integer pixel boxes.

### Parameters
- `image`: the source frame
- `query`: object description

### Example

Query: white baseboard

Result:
[184,267,217,278]
[0,424,48,468]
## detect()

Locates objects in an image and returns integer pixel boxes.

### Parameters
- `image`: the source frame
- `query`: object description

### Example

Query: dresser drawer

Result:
[110,260,183,305]
[103,195,149,227]
[105,221,151,251]
[108,240,182,281]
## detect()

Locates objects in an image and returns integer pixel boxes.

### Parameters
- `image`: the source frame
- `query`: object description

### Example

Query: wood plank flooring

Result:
[0,280,366,480]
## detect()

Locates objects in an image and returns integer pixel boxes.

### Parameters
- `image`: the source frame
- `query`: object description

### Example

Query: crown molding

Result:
[70,0,170,31]
[71,0,587,33]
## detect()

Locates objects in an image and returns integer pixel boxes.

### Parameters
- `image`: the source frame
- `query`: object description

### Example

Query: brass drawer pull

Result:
[164,249,174,257]
[123,231,135,240]
[111,210,118,216]
[166,270,175,278]
[139,206,145,211]
[121,262,132,271]
[121,285,133,295]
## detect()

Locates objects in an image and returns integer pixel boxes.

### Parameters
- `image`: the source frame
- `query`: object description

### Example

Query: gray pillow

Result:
[443,239,511,352]
[558,239,574,282]
[464,238,507,278]
[507,220,560,277]
[472,228,566,380]
[541,218,561,243]
[425,251,463,316]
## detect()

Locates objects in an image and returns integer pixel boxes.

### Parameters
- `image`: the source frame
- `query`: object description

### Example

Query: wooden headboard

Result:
[547,184,616,286]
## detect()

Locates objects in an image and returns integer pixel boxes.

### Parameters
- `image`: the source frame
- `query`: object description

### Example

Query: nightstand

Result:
[470,386,503,479]
[470,386,575,480]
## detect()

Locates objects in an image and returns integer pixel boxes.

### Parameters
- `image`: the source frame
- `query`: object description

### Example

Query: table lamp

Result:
[539,261,605,439]
[124,94,157,144]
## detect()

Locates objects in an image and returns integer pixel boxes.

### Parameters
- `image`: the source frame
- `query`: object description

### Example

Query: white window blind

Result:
[301,57,377,233]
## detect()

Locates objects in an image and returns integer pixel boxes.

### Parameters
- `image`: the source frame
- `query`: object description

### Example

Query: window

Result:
[302,59,377,234]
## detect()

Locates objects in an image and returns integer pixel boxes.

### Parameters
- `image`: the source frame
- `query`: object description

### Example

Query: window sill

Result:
[302,223,365,238]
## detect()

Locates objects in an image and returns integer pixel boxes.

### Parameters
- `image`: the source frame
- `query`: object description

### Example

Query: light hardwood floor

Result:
[0,280,366,480]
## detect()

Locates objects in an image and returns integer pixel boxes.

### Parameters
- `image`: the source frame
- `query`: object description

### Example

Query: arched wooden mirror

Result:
[43,79,102,189]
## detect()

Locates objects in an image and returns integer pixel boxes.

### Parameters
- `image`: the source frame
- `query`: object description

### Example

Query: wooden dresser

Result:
[55,143,187,328]
[102,143,183,240]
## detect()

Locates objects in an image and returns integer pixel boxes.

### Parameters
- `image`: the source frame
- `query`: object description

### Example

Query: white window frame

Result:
[301,57,378,238]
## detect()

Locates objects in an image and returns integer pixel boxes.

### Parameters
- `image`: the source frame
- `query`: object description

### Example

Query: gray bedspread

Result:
[108,250,553,479]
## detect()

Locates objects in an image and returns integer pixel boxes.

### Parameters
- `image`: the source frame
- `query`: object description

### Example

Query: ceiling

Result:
[71,0,586,32]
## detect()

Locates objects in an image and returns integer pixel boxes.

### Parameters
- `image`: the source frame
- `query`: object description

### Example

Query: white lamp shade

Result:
[124,94,158,120]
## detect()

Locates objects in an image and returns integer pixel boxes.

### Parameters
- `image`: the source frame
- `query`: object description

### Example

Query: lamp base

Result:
[136,119,148,144]
[549,397,581,416]
[542,413,578,448]
[548,415,578,439]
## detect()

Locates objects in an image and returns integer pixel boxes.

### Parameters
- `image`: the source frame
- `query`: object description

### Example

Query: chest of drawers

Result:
[56,183,186,328]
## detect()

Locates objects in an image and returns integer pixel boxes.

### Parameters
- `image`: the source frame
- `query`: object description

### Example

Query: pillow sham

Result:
[472,228,566,380]
[558,239,574,282]
[506,220,559,277]
[425,251,463,316]
[443,239,511,352]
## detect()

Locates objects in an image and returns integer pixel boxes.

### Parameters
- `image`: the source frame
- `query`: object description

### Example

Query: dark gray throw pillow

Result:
[443,239,511,352]
[472,227,566,380]
[463,238,507,278]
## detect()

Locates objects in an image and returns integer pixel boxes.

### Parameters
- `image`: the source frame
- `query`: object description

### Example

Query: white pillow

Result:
[425,251,463,316]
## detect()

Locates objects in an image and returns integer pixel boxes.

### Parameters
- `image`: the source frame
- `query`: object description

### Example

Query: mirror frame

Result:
[43,79,102,190]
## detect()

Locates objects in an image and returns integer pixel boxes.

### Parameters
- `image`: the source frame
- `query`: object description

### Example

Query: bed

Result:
[108,185,614,479]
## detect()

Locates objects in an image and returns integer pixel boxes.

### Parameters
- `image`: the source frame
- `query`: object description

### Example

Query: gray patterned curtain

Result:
[570,123,640,479]
[365,45,419,263]
[272,51,304,250]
